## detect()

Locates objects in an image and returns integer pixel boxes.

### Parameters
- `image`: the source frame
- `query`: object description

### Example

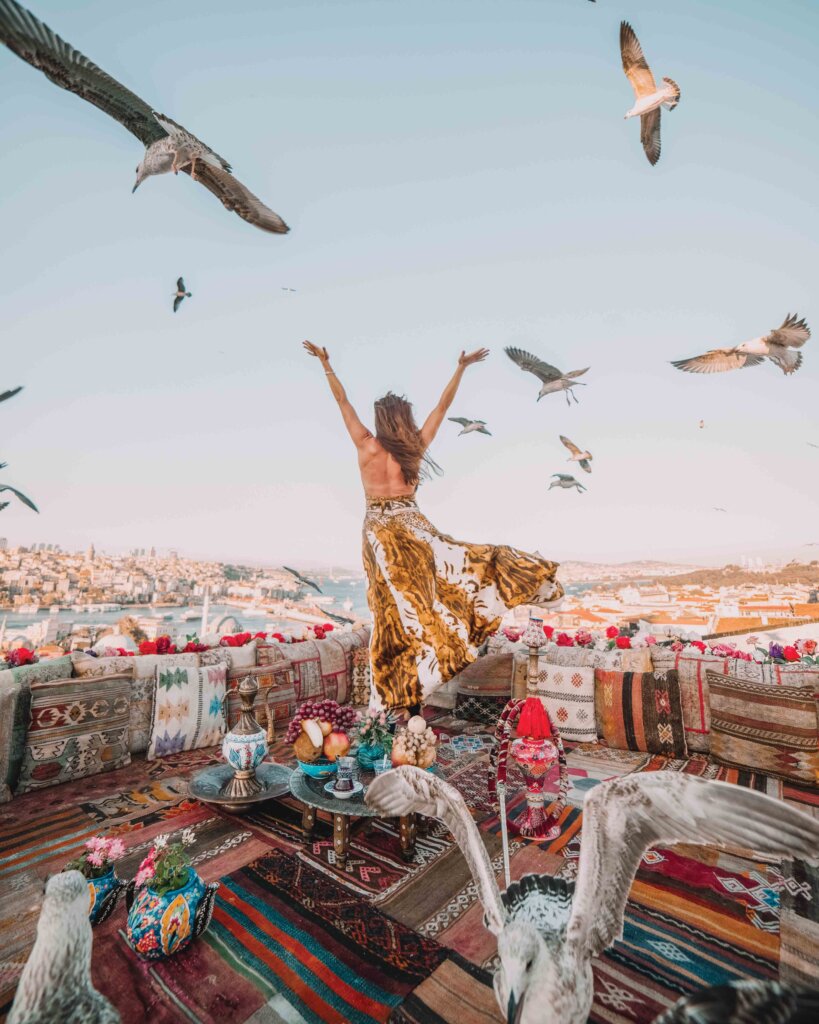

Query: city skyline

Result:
[2,0,817,567]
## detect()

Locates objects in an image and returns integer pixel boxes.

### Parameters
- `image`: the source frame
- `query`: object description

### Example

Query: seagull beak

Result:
[132,179,141,194]
[507,991,526,1024]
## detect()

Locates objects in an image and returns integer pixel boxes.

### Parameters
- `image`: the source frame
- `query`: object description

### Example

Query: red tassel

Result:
[518,697,552,740]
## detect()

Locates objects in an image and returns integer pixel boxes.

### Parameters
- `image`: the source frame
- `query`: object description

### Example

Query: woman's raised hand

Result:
[458,347,490,368]
[303,340,330,363]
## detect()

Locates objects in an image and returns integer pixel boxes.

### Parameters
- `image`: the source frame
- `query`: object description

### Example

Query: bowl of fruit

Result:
[287,699,359,780]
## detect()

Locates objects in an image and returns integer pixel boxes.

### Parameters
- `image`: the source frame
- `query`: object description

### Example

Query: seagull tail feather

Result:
[662,77,681,110]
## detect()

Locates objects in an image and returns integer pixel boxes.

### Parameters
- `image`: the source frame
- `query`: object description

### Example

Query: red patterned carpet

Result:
[1,714,816,1023]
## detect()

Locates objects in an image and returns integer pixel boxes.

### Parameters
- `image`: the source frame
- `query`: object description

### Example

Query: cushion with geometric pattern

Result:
[529,663,597,742]
[146,664,227,760]
[595,669,687,758]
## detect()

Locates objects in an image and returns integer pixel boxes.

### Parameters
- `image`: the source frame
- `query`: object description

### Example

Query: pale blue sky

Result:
[1,0,817,567]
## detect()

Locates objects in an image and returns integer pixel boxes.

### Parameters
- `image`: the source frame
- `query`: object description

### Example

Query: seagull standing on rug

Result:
[550,473,586,493]
[367,767,819,1024]
[652,980,819,1024]
[448,417,492,436]
[620,21,681,166]
[173,277,192,313]
[559,435,592,473]
[8,871,120,1024]
[672,314,810,375]
[505,347,589,405]
[0,0,289,234]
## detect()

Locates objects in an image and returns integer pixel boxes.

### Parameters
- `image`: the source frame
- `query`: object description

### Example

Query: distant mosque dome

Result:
[212,614,243,636]
[91,633,137,653]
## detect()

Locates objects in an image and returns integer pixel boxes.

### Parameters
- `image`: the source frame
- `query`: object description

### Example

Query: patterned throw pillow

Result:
[595,670,688,758]
[224,642,257,672]
[350,646,372,706]
[147,665,227,759]
[131,652,201,755]
[15,674,131,794]
[708,672,819,787]
[529,664,597,743]
[0,655,74,802]
[71,651,136,679]
[650,649,740,753]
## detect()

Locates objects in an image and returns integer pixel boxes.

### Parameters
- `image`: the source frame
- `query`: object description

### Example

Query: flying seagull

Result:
[620,21,680,166]
[808,442,819,449]
[281,287,297,293]
[652,980,819,1024]
[560,435,592,473]
[672,314,810,375]
[283,566,322,595]
[367,767,819,1024]
[0,386,23,404]
[505,347,589,405]
[8,871,120,1024]
[698,419,705,429]
[550,473,586,492]
[173,277,191,313]
[0,0,289,235]
[448,417,492,436]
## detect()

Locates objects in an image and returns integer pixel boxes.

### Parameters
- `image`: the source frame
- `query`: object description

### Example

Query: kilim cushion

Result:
[224,641,257,672]
[146,665,227,760]
[708,672,819,787]
[132,652,201,756]
[454,692,509,724]
[71,651,136,680]
[456,653,515,697]
[15,673,131,794]
[0,655,74,802]
[528,663,597,742]
[199,647,231,668]
[595,669,688,758]
[225,664,296,742]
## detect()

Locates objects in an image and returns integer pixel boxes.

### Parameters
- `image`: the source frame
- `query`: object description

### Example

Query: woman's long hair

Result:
[373,393,442,488]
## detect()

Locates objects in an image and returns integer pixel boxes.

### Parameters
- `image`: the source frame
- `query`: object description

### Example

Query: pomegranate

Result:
[322,730,350,762]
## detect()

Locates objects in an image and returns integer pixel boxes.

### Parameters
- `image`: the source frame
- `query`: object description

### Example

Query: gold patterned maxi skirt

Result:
[362,495,564,712]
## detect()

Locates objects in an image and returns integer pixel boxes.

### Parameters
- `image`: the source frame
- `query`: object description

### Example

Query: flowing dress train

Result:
[362,494,563,711]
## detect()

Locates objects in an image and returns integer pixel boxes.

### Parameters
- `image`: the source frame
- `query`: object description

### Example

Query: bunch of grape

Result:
[286,700,360,744]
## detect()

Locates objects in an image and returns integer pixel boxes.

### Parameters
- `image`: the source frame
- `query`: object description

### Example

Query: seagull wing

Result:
[176,277,185,292]
[579,459,592,474]
[560,435,582,457]
[640,108,662,166]
[766,347,803,375]
[0,0,167,147]
[366,767,507,935]
[564,367,590,380]
[153,113,231,172]
[0,484,38,512]
[504,347,562,383]
[552,473,573,481]
[448,417,471,426]
[766,313,810,349]
[282,565,301,580]
[653,981,819,1024]
[303,577,322,594]
[173,295,183,313]
[620,21,657,99]
[670,349,765,374]
[184,163,289,235]
[0,386,23,404]
[567,773,819,960]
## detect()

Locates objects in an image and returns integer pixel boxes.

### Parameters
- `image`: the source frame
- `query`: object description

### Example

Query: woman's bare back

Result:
[358,437,416,498]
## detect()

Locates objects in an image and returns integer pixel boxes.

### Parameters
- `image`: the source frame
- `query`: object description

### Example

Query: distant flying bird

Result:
[367,767,819,1024]
[0,0,290,235]
[283,566,322,594]
[0,386,23,404]
[8,871,120,1024]
[652,981,819,1024]
[698,419,705,429]
[448,417,491,436]
[560,435,592,473]
[550,474,586,493]
[173,277,191,313]
[672,314,810,376]
[505,347,589,405]
[281,287,297,293]
[808,442,819,449]
[620,21,680,166]
[713,507,727,513]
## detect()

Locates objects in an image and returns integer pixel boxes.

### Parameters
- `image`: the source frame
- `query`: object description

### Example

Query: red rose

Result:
[605,626,619,639]
[254,631,267,640]
[615,636,631,649]
[801,639,816,656]
[689,641,706,654]
[139,640,158,655]
[556,632,574,647]
[271,633,286,643]
[313,628,326,640]
[322,623,334,632]
[542,625,554,639]
[783,646,800,662]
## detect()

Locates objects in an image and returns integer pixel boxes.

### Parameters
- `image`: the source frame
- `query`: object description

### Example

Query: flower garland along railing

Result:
[499,625,819,666]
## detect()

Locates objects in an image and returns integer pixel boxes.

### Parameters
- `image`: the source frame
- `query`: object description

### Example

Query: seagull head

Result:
[495,922,547,1024]
[132,161,147,193]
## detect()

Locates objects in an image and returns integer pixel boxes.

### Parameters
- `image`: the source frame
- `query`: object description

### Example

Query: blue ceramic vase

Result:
[357,742,386,771]
[126,868,213,960]
[87,868,121,925]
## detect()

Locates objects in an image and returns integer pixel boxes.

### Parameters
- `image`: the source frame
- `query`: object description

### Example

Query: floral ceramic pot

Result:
[222,725,267,773]
[126,868,206,960]
[87,868,119,925]
[357,742,385,771]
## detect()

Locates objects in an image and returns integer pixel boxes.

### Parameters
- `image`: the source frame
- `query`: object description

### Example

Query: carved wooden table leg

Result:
[302,804,316,842]
[399,813,417,862]
[416,814,430,837]
[334,813,350,869]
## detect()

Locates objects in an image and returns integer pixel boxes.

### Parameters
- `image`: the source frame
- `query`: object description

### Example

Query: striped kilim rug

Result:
[1,719,817,1023]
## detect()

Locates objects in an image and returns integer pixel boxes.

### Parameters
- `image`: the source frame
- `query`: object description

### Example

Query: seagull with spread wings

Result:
[559,435,592,473]
[550,473,586,493]
[448,417,492,436]
[283,566,322,595]
[0,0,289,234]
[620,21,681,166]
[367,766,819,1024]
[505,347,589,405]
[173,278,192,313]
[672,314,810,376]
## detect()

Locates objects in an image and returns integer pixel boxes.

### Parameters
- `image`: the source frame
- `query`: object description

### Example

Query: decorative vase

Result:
[509,734,560,839]
[357,742,385,771]
[87,867,122,925]
[126,868,216,960]
[220,675,268,799]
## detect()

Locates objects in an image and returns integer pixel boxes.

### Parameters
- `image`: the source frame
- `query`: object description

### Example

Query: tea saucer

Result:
[324,779,364,800]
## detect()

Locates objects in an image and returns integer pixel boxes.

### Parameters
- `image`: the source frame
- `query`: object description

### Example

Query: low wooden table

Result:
[289,767,419,869]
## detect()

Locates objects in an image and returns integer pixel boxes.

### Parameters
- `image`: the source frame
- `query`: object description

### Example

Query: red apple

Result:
[322,730,350,761]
